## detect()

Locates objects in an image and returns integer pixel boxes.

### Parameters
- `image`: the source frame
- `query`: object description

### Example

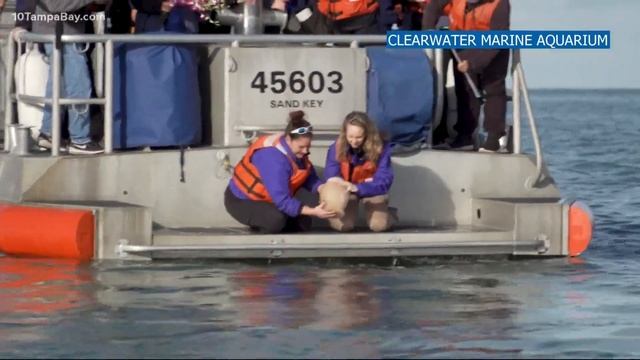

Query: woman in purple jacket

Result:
[225,111,336,234]
[324,111,395,232]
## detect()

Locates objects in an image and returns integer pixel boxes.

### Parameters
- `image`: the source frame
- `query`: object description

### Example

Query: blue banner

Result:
[386,31,611,49]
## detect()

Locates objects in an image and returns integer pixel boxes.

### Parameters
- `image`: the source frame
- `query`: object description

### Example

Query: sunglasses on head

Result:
[290,126,313,135]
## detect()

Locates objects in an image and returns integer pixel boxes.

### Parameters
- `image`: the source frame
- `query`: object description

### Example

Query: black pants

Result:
[453,49,509,138]
[224,186,312,234]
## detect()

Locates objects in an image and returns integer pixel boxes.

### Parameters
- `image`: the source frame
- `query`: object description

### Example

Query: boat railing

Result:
[511,48,544,188]
[0,35,6,122]
[2,31,544,185]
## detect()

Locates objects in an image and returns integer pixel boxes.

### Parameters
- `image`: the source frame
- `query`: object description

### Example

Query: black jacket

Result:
[131,0,198,33]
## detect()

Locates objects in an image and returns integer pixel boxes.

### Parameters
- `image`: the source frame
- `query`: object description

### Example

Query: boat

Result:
[0,0,592,261]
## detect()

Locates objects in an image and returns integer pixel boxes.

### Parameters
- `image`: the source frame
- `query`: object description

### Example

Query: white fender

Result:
[15,44,49,140]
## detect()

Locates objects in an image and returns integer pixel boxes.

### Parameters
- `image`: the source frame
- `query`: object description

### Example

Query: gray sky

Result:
[511,0,639,89]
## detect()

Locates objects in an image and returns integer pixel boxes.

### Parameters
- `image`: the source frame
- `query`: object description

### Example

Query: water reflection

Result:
[228,268,380,330]
[0,257,93,315]
[1,256,625,358]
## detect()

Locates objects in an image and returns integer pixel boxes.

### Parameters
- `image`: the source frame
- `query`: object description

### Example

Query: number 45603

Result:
[250,71,343,94]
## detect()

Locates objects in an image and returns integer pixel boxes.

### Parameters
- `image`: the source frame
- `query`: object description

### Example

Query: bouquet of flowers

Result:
[171,0,235,23]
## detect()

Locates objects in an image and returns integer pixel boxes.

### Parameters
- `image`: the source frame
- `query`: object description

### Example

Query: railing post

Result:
[242,0,263,35]
[4,31,16,151]
[512,50,521,154]
[51,23,63,157]
[104,39,114,154]
[518,63,544,188]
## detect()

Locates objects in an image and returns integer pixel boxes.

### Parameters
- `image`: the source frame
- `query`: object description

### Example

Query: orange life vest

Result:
[443,2,452,15]
[340,156,378,184]
[233,134,312,202]
[317,0,379,21]
[449,0,500,31]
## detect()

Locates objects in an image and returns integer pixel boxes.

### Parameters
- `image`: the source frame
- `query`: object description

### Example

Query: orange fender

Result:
[568,201,594,257]
[0,204,94,261]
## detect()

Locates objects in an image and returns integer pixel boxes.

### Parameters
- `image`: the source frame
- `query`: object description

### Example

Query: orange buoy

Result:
[0,204,94,261]
[568,201,593,257]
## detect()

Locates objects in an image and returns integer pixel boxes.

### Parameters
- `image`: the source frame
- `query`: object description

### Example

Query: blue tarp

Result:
[366,47,434,147]
[113,42,202,149]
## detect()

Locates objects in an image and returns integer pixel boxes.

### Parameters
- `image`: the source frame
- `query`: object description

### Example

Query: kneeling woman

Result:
[324,111,395,232]
[225,111,336,234]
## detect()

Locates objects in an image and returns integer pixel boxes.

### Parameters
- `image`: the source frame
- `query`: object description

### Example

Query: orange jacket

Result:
[340,158,378,184]
[232,134,312,202]
[448,0,501,31]
[317,0,379,21]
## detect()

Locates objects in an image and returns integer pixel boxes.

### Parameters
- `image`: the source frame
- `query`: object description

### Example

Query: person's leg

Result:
[362,195,393,232]
[479,50,509,150]
[64,44,93,145]
[354,11,384,34]
[283,215,313,233]
[224,187,288,234]
[40,43,54,140]
[328,194,359,232]
[452,58,481,144]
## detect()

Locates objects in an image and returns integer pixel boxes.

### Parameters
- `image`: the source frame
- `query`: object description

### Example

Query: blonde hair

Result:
[336,111,384,164]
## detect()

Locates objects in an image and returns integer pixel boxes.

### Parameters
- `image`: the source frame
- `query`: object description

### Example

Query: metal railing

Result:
[510,49,544,188]
[3,31,543,183]
[4,32,388,156]
[0,36,6,123]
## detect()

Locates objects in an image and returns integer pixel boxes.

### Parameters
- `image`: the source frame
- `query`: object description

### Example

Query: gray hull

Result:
[0,147,569,259]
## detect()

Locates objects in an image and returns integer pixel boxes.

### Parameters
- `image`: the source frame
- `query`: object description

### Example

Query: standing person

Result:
[35,0,107,154]
[323,112,395,232]
[107,0,133,33]
[225,111,336,234]
[292,0,383,34]
[423,0,510,152]
[14,0,37,30]
[131,0,198,33]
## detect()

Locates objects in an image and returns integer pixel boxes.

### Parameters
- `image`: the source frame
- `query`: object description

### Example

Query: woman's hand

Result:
[457,60,470,73]
[271,0,288,12]
[302,202,337,219]
[323,177,357,193]
[161,0,174,13]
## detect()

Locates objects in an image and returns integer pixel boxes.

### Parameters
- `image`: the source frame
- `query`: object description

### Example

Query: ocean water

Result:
[1,90,639,358]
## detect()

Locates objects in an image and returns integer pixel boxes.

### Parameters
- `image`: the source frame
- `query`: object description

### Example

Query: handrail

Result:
[0,36,6,130]
[511,49,521,154]
[17,94,106,105]
[3,30,16,152]
[235,124,342,143]
[18,32,387,44]
[4,29,543,172]
[234,125,341,132]
[6,32,387,155]
[510,49,545,188]
[517,63,544,188]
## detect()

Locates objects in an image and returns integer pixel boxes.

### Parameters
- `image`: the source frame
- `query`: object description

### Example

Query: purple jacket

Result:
[229,137,323,217]
[324,142,394,198]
